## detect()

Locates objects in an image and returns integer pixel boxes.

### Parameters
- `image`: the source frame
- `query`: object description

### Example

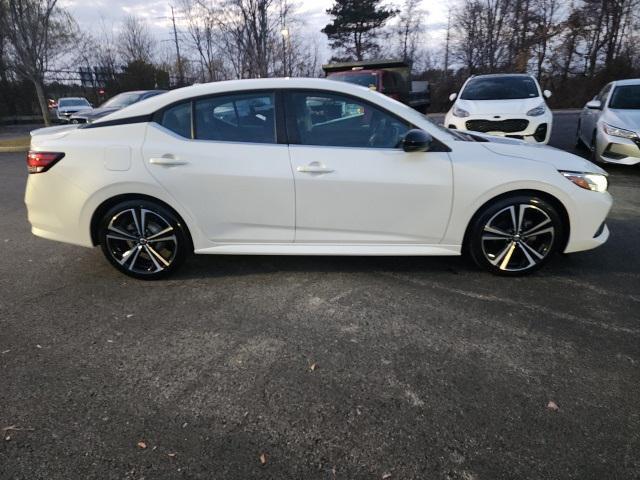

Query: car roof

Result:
[59,97,88,100]
[612,78,640,86]
[470,74,534,79]
[93,78,423,125]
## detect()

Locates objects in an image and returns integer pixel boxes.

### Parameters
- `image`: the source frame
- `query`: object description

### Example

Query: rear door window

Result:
[195,92,276,144]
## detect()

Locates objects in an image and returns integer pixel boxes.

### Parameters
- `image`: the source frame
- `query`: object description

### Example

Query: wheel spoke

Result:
[144,244,169,270]
[517,204,528,233]
[522,218,551,237]
[522,226,554,238]
[517,243,538,268]
[508,206,518,233]
[490,241,515,266]
[106,233,136,242]
[140,209,148,237]
[483,225,511,237]
[147,226,174,240]
[521,240,545,260]
[499,242,517,270]
[147,235,177,244]
[117,246,138,266]
[107,225,137,240]
[127,245,142,271]
[129,209,142,237]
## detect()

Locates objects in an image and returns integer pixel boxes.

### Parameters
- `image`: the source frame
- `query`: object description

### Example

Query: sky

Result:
[59,0,450,64]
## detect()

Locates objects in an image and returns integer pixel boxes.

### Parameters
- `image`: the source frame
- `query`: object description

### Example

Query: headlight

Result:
[602,123,638,140]
[452,105,469,118]
[526,104,546,117]
[560,171,608,193]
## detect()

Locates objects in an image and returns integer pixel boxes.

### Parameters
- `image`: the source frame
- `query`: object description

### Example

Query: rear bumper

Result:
[25,171,94,248]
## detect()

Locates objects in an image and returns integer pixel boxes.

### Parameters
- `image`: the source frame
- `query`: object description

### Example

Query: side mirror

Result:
[543,90,552,99]
[402,129,433,153]
[449,93,458,102]
[586,100,602,110]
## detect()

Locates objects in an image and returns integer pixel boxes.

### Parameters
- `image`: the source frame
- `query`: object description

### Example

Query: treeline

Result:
[1,0,639,124]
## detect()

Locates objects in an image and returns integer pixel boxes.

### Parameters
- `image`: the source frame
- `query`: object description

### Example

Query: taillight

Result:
[26,151,65,174]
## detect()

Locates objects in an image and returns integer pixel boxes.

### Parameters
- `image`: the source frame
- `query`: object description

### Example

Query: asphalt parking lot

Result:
[1,113,639,479]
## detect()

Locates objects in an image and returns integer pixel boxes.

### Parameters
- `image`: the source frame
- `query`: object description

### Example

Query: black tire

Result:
[589,131,601,164]
[465,195,564,276]
[98,199,190,280]
[575,120,585,149]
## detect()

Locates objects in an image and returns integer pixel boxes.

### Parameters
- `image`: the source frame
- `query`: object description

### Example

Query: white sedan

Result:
[577,78,640,165]
[25,78,611,279]
[445,74,553,144]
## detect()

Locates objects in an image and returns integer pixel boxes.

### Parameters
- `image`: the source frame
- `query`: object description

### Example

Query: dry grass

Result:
[0,136,30,150]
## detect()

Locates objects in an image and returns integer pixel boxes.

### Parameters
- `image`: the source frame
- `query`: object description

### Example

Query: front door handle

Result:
[149,155,188,166]
[297,162,334,174]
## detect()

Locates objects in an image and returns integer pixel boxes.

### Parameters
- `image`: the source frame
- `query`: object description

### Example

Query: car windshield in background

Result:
[461,76,539,100]
[101,93,144,108]
[609,85,640,109]
[59,99,89,107]
[330,73,378,88]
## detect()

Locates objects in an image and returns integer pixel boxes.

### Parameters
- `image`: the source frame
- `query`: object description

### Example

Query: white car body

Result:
[445,74,553,144]
[25,78,611,276]
[577,78,640,165]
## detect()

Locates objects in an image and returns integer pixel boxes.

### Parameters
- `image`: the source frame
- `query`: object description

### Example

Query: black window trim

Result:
[153,89,282,145]
[282,87,450,152]
[85,87,450,152]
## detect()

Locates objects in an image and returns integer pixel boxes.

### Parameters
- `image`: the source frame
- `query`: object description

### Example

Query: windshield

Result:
[330,72,378,88]
[101,92,145,108]
[58,98,90,107]
[461,76,539,100]
[609,85,640,109]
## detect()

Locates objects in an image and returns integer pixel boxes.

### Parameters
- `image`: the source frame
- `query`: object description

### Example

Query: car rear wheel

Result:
[466,195,564,276]
[98,200,189,280]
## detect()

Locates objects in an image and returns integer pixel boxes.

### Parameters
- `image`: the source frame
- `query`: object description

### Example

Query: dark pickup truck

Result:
[322,59,430,113]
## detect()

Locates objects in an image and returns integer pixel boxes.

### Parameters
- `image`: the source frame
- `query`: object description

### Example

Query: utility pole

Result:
[170,5,185,86]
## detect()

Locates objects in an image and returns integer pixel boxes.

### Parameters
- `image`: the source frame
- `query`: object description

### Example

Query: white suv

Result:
[445,74,553,144]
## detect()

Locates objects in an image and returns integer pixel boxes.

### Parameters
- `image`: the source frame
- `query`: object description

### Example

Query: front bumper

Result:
[596,129,640,165]
[445,113,553,144]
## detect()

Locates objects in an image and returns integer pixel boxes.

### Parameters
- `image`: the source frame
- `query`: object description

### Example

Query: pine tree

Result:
[322,0,397,61]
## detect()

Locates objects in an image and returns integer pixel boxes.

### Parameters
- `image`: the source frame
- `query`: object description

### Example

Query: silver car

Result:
[55,97,93,123]
[577,79,640,166]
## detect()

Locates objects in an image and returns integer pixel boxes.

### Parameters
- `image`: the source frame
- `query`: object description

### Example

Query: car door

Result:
[582,83,611,143]
[142,91,295,244]
[285,90,453,244]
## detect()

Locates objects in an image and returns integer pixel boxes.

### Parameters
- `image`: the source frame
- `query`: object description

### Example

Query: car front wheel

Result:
[98,200,190,279]
[466,195,564,276]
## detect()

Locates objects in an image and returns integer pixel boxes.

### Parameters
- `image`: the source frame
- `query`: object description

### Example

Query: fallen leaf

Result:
[259,452,267,465]
[168,452,177,458]
[1,350,10,354]
[4,436,10,441]
[309,363,318,371]
[382,474,392,479]
[36,344,42,349]
[126,314,134,318]
[137,441,147,449]
[547,400,559,412]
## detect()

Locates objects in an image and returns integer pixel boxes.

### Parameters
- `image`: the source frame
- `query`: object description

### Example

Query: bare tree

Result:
[1,0,79,125]
[395,0,424,63]
[119,15,155,64]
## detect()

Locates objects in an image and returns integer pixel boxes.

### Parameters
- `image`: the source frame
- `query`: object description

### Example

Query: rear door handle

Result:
[149,155,188,166]
[297,163,334,174]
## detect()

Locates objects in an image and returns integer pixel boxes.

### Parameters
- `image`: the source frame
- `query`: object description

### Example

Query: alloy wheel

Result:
[481,204,555,272]
[105,207,178,275]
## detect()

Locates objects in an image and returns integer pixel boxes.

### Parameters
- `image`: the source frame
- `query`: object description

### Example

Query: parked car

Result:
[69,90,167,124]
[323,59,430,113]
[445,74,553,144]
[56,97,92,122]
[576,78,640,165]
[26,78,611,279]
